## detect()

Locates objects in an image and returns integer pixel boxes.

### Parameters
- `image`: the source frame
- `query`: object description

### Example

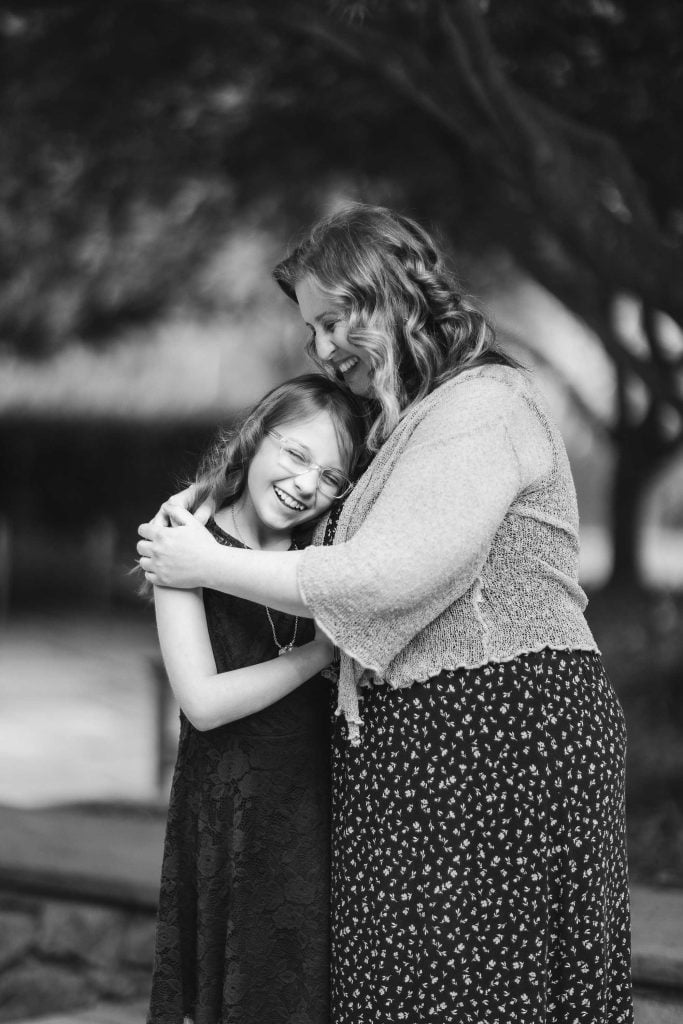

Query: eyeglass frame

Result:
[267,430,354,499]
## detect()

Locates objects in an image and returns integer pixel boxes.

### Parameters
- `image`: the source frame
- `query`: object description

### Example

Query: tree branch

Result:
[283,1,683,325]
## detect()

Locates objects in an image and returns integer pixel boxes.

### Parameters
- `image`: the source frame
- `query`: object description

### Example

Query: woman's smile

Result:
[336,355,361,377]
[294,277,373,396]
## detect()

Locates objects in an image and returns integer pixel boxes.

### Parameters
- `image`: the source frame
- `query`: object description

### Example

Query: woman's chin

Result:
[343,371,373,397]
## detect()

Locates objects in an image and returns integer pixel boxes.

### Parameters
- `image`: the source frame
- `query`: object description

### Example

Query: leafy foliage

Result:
[2,0,681,348]
[3,0,682,582]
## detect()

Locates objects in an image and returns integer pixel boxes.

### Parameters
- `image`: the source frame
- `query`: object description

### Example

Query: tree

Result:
[256,0,683,589]
[2,0,682,586]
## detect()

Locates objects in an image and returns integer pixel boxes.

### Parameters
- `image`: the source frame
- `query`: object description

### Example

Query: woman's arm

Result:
[153,585,333,732]
[139,510,310,615]
[138,406,518,627]
[295,381,553,671]
[139,380,550,659]
[151,484,215,526]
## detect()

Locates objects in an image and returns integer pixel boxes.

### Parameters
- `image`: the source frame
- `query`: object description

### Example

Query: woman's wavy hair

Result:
[189,373,367,517]
[273,203,516,451]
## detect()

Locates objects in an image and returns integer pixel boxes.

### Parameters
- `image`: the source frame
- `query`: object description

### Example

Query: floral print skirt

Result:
[330,648,633,1024]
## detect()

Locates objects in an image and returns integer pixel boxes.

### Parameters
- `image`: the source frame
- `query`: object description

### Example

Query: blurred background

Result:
[1,0,682,973]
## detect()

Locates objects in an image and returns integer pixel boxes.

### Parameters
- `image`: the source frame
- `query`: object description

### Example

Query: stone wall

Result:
[0,892,155,1021]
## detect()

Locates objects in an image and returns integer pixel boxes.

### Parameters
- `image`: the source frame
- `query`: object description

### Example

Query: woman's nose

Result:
[314,329,336,362]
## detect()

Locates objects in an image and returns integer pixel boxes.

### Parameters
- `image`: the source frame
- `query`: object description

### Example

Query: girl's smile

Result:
[216,409,348,550]
[273,484,307,512]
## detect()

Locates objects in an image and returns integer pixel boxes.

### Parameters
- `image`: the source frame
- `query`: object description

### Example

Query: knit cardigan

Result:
[297,364,598,744]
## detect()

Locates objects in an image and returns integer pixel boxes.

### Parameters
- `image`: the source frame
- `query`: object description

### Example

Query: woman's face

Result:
[243,410,349,539]
[294,276,373,397]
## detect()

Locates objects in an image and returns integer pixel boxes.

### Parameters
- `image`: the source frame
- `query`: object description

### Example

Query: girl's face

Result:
[242,409,349,542]
[295,276,373,397]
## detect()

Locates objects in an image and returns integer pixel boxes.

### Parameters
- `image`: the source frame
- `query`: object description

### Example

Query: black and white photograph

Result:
[1,2,682,1022]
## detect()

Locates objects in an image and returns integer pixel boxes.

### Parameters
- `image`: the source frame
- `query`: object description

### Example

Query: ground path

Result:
[2,611,682,1022]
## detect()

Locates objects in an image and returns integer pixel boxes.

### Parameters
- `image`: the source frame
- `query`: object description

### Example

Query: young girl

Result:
[146,374,365,1024]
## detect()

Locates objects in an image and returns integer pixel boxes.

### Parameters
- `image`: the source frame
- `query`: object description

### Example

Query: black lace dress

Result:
[147,520,330,1024]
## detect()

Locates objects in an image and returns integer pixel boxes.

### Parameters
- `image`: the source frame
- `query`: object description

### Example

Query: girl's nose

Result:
[291,467,320,497]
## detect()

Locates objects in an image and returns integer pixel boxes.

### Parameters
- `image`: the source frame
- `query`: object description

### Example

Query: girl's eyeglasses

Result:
[268,431,353,499]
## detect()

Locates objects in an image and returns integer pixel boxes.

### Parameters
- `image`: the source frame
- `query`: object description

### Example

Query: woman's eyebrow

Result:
[310,311,337,325]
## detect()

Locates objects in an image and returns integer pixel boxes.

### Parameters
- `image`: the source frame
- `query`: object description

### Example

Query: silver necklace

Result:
[230,503,299,656]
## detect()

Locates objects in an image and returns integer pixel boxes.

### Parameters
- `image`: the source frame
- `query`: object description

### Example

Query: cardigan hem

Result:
[336,642,603,747]
[358,641,602,691]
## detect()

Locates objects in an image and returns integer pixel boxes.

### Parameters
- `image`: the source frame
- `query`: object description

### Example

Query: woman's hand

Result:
[138,505,218,588]
[152,485,215,527]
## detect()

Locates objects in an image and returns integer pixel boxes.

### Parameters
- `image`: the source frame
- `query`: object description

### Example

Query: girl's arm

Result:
[153,585,333,732]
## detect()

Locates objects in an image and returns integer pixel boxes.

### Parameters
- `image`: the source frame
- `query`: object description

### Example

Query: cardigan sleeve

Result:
[297,378,552,675]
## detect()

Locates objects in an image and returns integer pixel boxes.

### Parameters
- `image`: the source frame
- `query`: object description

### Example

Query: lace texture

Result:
[147,521,331,1024]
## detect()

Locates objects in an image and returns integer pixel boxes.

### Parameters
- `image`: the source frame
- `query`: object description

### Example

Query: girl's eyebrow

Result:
[283,434,345,473]
[283,435,312,453]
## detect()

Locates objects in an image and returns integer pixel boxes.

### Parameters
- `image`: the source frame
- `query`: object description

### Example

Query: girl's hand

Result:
[137,505,217,588]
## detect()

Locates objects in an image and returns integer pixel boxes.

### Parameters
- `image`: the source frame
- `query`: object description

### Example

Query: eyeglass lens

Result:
[274,438,350,498]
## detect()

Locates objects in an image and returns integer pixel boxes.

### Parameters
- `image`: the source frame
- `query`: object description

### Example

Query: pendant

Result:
[278,644,294,656]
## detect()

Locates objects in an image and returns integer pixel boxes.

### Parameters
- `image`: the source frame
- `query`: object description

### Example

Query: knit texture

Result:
[297,365,598,744]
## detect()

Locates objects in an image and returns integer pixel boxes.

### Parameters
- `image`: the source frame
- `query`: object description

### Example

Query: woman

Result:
[139,204,633,1024]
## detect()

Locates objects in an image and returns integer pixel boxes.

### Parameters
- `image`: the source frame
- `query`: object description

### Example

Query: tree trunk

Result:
[608,443,646,591]
[606,401,670,591]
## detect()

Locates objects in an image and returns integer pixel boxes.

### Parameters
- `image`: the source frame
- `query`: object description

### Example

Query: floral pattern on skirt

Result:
[330,648,633,1024]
